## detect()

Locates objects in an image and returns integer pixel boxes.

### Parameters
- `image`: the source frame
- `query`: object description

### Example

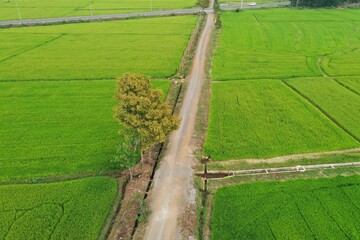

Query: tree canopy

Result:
[291,0,359,7]
[115,73,179,161]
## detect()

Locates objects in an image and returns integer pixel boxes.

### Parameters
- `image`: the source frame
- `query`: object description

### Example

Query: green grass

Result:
[286,77,360,140]
[0,79,169,181]
[0,16,198,81]
[0,177,117,239]
[211,175,360,240]
[204,80,358,160]
[212,9,360,80]
[0,0,196,21]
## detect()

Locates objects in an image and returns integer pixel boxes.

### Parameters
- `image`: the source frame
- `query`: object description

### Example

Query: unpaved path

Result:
[144,10,215,240]
[221,147,360,164]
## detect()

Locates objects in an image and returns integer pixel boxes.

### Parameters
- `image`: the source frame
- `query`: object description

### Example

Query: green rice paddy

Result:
[211,175,360,240]
[286,77,360,140]
[0,14,195,238]
[0,79,169,181]
[204,80,358,160]
[0,177,117,239]
[0,16,197,81]
[212,9,360,81]
[206,9,360,161]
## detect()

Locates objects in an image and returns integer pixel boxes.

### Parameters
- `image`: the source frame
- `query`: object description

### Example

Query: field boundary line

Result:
[0,33,65,64]
[318,56,360,96]
[0,170,122,186]
[281,79,360,143]
[0,78,154,83]
[333,78,360,96]
[196,162,360,179]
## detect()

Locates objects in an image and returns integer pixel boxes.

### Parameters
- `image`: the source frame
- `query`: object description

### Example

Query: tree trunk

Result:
[147,150,152,164]
[141,151,144,165]
[129,167,133,181]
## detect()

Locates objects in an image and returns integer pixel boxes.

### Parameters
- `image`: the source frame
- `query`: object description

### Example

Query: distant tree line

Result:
[291,0,359,7]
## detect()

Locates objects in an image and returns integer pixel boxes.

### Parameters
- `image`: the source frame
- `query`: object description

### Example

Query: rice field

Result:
[0,0,195,21]
[206,9,360,161]
[211,175,360,240]
[0,177,117,239]
[286,77,360,140]
[212,9,360,81]
[0,14,195,238]
[203,80,358,160]
[0,16,196,180]
[0,80,169,181]
[0,16,198,81]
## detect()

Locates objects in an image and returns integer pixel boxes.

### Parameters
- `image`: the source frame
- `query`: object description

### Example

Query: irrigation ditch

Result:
[196,162,360,179]
[195,161,360,239]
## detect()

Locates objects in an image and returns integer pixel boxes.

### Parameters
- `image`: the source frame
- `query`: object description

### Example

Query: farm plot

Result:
[203,80,358,160]
[0,15,197,81]
[0,0,195,21]
[211,175,360,240]
[0,177,117,239]
[0,80,169,181]
[286,77,360,140]
[212,9,360,81]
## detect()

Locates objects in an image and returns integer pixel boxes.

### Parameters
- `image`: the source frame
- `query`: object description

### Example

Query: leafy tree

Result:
[115,73,179,163]
[291,0,359,7]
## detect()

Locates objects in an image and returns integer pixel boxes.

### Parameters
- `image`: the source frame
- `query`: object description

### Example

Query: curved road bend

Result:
[144,9,215,240]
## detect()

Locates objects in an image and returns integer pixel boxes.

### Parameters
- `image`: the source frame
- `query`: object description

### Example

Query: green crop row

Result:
[0,177,117,239]
[211,175,360,239]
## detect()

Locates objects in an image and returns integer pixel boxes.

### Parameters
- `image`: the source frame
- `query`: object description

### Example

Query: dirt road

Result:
[144,10,215,240]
